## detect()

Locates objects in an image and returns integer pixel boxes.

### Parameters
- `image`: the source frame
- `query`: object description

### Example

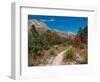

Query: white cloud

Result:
[40,18,55,22]
[50,18,55,22]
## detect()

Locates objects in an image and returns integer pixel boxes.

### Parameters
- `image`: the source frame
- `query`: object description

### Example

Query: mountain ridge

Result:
[28,19,76,39]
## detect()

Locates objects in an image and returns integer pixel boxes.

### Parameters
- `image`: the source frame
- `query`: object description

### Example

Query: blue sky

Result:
[28,15,88,33]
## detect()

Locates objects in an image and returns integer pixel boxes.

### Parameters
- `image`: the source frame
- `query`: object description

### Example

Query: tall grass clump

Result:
[64,48,75,61]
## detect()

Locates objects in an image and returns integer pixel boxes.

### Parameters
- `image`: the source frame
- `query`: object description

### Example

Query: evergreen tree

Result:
[77,26,88,44]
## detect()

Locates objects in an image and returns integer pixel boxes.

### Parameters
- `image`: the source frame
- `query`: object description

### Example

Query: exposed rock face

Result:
[28,19,75,39]
[28,19,48,32]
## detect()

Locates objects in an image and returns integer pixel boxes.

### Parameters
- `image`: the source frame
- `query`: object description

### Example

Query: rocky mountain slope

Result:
[28,19,75,39]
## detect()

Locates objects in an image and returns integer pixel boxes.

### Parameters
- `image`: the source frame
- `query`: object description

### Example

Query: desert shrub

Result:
[73,43,86,49]
[67,38,74,45]
[79,43,85,49]
[62,44,66,47]
[62,43,68,47]
[50,49,56,55]
[53,45,59,50]
[81,50,88,64]
[55,46,58,49]
[81,55,88,64]
[36,50,45,56]
[84,54,88,64]
[64,48,75,61]
[43,45,50,50]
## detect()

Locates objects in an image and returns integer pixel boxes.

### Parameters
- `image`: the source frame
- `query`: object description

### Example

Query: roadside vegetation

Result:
[62,26,88,65]
[28,24,88,66]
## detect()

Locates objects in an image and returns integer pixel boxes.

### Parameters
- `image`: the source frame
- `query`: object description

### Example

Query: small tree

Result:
[77,26,88,44]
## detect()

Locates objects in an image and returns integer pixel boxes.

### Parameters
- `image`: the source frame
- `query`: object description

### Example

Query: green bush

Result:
[53,45,59,50]
[73,43,86,49]
[36,50,45,56]
[62,43,67,47]
[50,49,56,55]
[79,44,85,49]
[64,48,75,61]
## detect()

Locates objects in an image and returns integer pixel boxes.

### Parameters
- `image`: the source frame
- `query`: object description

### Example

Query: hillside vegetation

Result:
[28,20,88,66]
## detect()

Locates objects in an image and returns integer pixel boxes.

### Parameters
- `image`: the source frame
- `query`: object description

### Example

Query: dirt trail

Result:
[46,46,84,65]
[51,46,72,65]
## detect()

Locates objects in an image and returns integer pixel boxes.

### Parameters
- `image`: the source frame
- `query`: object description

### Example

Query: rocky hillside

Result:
[28,19,48,32]
[28,19,75,39]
